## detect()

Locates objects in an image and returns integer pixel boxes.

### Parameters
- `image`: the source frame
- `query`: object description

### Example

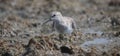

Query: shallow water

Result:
[81,38,110,47]
[80,38,113,52]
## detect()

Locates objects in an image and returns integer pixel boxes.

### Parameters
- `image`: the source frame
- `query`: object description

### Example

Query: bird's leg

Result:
[59,33,64,41]
[72,20,77,30]
[59,33,71,43]
[69,30,77,42]
[71,20,77,36]
[52,22,55,32]
[72,30,77,36]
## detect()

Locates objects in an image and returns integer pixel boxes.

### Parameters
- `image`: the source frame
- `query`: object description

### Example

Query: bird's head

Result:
[42,11,62,25]
[50,11,62,21]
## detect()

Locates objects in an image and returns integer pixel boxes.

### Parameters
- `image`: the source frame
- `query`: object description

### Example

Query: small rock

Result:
[60,46,74,54]
[54,44,59,50]
[109,0,120,6]
[114,31,120,37]
[111,17,120,26]
[2,52,12,56]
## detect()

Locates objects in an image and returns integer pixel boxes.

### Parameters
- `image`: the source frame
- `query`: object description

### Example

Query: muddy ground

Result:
[0,0,120,56]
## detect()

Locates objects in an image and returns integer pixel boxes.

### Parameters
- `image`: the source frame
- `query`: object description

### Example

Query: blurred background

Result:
[0,0,120,56]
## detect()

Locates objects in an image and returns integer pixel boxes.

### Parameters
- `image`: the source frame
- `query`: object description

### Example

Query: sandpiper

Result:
[42,11,76,35]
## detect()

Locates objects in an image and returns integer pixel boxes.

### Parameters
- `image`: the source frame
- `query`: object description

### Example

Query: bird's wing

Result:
[63,17,76,29]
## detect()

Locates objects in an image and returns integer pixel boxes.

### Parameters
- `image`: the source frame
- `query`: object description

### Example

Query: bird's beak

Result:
[42,19,51,26]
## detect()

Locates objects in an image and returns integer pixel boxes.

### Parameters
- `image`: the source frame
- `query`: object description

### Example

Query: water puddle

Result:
[80,38,112,52]
[81,38,110,47]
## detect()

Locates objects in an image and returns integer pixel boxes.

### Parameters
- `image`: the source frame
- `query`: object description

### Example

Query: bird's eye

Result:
[52,14,56,17]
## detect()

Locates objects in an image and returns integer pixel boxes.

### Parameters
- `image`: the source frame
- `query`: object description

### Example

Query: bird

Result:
[42,11,76,36]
